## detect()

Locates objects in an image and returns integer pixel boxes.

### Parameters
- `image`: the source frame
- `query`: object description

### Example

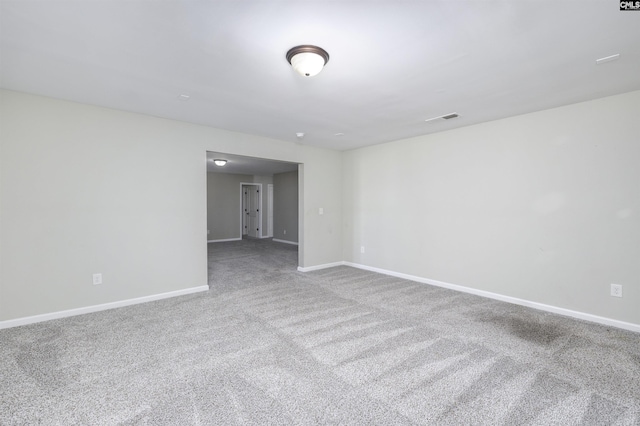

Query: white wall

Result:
[343,90,640,326]
[3,87,636,328]
[273,170,299,243]
[206,172,252,240]
[299,148,343,268]
[206,173,275,240]
[0,90,342,322]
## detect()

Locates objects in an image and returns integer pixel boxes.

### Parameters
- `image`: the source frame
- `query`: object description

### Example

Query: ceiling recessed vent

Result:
[425,112,459,123]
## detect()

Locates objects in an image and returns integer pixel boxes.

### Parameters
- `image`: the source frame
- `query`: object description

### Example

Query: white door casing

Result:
[267,184,274,238]
[248,186,258,237]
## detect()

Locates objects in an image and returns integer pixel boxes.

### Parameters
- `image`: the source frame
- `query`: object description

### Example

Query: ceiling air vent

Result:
[425,112,459,123]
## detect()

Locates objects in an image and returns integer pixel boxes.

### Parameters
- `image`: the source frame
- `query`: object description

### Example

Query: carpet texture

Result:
[1,238,639,425]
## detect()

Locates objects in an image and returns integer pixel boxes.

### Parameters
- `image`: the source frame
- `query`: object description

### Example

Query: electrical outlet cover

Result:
[610,284,623,298]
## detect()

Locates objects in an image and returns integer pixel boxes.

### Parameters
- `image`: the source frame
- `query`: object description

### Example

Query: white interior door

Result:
[242,186,249,236]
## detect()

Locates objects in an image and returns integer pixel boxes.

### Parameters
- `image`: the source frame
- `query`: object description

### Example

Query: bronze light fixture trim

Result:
[286,45,330,77]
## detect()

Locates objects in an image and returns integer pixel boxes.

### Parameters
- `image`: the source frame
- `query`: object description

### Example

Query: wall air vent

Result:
[424,112,459,123]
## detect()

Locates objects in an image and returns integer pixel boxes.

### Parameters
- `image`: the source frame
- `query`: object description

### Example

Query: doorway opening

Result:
[206,151,302,281]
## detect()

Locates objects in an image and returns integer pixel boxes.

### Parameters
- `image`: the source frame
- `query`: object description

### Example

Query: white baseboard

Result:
[6,261,637,334]
[332,261,640,333]
[208,238,241,243]
[297,261,346,272]
[273,238,299,246]
[0,285,209,330]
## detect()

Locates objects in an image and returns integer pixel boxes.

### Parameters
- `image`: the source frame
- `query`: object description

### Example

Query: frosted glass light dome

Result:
[286,45,329,77]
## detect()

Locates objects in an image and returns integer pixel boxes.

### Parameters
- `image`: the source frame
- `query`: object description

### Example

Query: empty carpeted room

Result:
[1,1,639,425]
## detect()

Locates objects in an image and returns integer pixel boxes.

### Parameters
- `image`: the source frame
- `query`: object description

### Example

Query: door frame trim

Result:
[267,183,274,238]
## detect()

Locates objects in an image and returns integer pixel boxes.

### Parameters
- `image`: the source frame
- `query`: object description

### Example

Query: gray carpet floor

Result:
[1,238,639,425]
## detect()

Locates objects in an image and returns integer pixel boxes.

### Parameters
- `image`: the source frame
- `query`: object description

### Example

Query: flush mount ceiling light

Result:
[424,112,459,123]
[213,159,227,167]
[286,45,330,77]
[596,53,620,65]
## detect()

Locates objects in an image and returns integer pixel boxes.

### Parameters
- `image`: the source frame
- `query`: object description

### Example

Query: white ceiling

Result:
[1,1,639,151]
[206,152,298,176]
